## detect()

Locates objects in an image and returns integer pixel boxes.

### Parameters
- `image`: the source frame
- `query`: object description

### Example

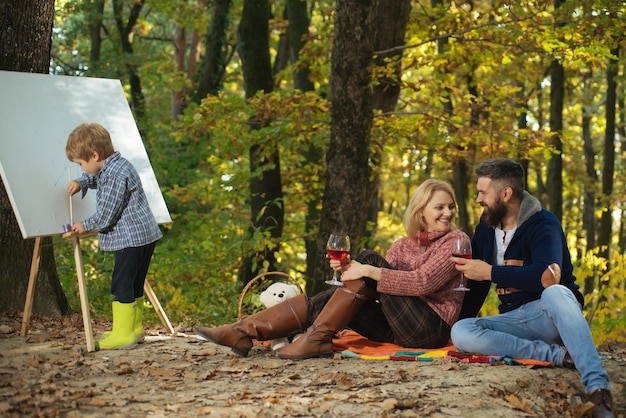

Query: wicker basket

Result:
[237,272,304,321]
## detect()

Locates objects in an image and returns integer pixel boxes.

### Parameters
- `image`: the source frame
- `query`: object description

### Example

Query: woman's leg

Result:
[317,249,396,342]
[275,278,371,360]
[307,249,389,331]
[381,294,451,348]
[195,294,310,357]
[342,249,450,348]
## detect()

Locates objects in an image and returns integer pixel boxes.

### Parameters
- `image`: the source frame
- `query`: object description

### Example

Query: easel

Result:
[21,231,175,352]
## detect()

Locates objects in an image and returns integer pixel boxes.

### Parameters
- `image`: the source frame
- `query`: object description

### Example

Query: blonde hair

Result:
[403,179,458,239]
[65,123,115,162]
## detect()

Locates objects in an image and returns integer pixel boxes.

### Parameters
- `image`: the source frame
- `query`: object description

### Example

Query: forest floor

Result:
[0,311,624,418]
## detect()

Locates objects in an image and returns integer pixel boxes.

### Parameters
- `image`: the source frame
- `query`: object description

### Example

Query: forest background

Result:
[0,0,625,346]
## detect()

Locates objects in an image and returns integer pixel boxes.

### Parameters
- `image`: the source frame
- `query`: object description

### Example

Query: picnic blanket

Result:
[331,330,554,368]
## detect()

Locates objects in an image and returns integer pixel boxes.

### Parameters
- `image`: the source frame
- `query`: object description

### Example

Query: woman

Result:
[195,179,468,360]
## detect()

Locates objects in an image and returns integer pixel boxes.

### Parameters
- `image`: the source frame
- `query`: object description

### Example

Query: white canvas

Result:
[0,70,171,239]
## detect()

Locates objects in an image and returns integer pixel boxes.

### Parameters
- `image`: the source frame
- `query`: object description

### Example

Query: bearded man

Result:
[451,158,615,418]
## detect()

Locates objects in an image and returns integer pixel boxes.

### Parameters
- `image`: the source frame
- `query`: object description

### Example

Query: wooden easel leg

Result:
[72,236,95,352]
[144,279,175,334]
[21,236,42,336]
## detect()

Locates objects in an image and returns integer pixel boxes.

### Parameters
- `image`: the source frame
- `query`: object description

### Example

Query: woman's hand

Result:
[329,255,351,272]
[339,260,365,281]
[328,256,382,282]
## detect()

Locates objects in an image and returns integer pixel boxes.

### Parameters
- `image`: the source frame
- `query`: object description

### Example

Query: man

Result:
[451,158,615,418]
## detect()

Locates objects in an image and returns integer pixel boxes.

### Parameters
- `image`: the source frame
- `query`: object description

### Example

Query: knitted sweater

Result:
[376,229,467,326]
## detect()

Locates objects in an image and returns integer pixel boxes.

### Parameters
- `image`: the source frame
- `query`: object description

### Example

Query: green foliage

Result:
[50,0,626,346]
[578,250,626,345]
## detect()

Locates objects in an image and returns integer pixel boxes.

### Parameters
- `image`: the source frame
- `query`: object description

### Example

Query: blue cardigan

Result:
[472,194,584,313]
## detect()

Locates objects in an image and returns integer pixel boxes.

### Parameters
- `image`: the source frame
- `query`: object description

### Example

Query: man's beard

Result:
[481,198,508,228]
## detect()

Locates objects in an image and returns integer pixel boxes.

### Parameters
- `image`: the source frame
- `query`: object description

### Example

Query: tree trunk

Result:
[581,66,598,295]
[0,0,71,316]
[236,0,284,284]
[171,15,202,120]
[310,0,374,294]
[547,0,565,221]
[194,0,233,102]
[112,0,146,121]
[598,45,619,264]
[454,72,480,234]
[286,0,314,92]
[618,94,626,254]
[282,0,323,286]
[364,0,411,241]
[431,0,471,232]
[88,0,105,64]
[547,57,564,221]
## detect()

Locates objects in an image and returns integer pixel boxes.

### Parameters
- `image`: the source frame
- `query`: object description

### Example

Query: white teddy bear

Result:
[259,282,301,351]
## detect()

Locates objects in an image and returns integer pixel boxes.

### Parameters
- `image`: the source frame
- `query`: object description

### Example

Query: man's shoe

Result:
[562,351,576,370]
[589,389,615,418]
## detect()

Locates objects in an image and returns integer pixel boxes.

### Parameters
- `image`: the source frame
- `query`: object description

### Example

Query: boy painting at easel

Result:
[65,123,162,350]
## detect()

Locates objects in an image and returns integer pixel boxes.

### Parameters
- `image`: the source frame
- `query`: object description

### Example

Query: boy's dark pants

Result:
[111,242,157,303]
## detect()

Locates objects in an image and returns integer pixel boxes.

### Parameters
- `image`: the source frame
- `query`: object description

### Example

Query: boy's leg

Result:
[96,301,137,350]
[98,247,145,349]
[132,242,157,299]
[131,242,156,342]
[111,247,141,303]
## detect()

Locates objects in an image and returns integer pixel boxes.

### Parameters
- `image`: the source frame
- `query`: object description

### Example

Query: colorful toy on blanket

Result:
[259,282,302,350]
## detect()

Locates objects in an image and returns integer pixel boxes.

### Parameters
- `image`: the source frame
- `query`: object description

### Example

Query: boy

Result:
[66,123,162,350]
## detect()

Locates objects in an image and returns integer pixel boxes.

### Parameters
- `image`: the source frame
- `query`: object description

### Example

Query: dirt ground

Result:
[0,312,624,418]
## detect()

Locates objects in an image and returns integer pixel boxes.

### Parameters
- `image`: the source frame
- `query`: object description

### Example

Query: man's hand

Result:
[450,257,492,281]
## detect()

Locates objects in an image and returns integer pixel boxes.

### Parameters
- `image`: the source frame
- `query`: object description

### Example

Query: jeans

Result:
[451,285,610,394]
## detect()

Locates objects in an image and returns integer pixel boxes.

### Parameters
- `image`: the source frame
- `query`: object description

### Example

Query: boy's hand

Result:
[66,180,80,196]
[70,221,85,234]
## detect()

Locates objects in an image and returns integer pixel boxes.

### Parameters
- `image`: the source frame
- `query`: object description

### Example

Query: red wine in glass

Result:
[326,234,350,286]
[453,253,472,264]
[327,249,350,262]
[451,236,472,291]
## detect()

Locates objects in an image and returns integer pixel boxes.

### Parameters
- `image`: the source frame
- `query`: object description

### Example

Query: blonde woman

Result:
[196,179,468,360]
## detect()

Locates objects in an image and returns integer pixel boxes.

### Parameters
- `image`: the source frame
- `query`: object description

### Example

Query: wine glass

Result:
[325,233,350,286]
[451,235,472,291]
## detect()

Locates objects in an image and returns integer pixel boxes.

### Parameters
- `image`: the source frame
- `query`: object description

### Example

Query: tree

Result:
[0,0,71,316]
[311,0,374,294]
[193,0,234,104]
[546,0,565,221]
[597,42,619,265]
[236,0,284,284]
[283,0,324,286]
[112,0,147,121]
[366,0,411,239]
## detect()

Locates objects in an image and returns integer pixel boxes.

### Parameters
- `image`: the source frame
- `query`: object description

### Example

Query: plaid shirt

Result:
[79,151,162,251]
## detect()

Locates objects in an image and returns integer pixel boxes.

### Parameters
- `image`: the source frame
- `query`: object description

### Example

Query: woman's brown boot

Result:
[194,293,309,357]
[274,280,368,360]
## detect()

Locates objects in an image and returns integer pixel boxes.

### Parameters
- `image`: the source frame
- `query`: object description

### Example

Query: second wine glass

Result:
[326,233,350,286]
[451,235,472,292]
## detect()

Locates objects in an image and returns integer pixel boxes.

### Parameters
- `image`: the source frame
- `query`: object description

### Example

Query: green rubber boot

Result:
[96,301,138,351]
[101,297,145,344]
[134,296,145,343]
